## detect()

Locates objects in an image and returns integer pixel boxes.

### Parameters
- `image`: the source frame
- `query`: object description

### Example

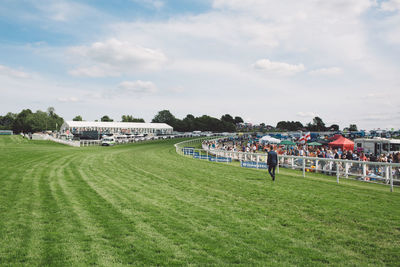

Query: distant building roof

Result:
[62,121,173,129]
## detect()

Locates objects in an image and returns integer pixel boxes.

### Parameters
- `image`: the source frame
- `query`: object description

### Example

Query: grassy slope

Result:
[0,136,399,266]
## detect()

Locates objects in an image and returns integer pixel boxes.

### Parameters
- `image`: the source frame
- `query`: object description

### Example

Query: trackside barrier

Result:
[48,134,184,147]
[193,154,210,160]
[48,136,80,147]
[175,137,400,192]
[241,161,268,169]
[209,157,232,163]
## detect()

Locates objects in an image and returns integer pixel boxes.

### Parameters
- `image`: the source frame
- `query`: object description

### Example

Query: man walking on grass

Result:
[267,145,278,181]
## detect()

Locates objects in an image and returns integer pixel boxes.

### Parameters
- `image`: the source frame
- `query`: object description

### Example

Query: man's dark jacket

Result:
[267,150,278,167]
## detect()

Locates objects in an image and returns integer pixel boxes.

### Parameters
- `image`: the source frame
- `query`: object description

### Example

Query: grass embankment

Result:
[0,136,399,266]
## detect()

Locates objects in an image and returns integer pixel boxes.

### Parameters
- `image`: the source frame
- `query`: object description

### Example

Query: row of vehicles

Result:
[101,134,154,146]
[354,138,400,155]
[100,131,224,146]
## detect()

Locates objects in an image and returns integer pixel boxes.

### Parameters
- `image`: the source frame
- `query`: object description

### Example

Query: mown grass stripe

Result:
[1,136,400,265]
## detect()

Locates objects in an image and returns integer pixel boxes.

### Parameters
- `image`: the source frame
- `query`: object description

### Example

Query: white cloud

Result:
[31,1,99,22]
[361,92,390,99]
[309,67,343,75]
[168,86,185,93]
[253,59,305,74]
[380,0,400,12]
[0,64,32,79]
[297,112,318,118]
[101,1,399,129]
[68,65,120,77]
[69,38,167,77]
[361,111,400,122]
[57,97,80,103]
[213,0,375,17]
[117,80,157,94]
[3,0,400,130]
[132,0,164,9]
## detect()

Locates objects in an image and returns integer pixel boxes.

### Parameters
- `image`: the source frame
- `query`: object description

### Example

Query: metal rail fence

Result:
[175,137,400,192]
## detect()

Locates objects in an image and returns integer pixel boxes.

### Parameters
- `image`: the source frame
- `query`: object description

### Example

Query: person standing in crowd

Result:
[346,150,354,160]
[267,145,278,181]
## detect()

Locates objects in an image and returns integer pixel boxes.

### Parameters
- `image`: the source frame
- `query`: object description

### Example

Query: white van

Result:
[101,136,115,146]
[114,134,128,144]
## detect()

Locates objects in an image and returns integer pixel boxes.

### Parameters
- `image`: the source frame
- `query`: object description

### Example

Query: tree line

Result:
[275,117,357,132]
[1,108,357,133]
[0,107,64,133]
[151,110,243,132]
[72,115,145,123]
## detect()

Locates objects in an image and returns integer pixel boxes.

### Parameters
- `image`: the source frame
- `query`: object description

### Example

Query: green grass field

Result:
[1,136,400,266]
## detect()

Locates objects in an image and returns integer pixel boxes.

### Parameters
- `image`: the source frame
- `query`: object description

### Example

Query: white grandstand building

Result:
[61,121,173,135]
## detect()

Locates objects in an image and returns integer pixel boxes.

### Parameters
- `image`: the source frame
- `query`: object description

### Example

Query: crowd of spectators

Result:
[203,137,400,164]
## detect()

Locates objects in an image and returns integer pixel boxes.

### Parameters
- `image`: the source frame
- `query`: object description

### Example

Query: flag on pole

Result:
[299,132,311,143]
[305,132,311,141]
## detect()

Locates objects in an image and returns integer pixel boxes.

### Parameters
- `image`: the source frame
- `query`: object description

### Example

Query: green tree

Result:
[313,117,326,131]
[234,116,244,124]
[0,112,17,130]
[121,115,145,122]
[328,124,339,131]
[182,114,196,132]
[47,107,55,117]
[276,121,303,131]
[221,114,235,124]
[349,124,358,131]
[26,110,48,132]
[12,109,33,133]
[73,115,83,121]
[152,110,176,126]
[46,107,63,131]
[101,115,113,122]
[306,117,326,131]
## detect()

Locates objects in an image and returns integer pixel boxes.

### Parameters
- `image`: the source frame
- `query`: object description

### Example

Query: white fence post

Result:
[256,154,259,169]
[363,163,367,177]
[302,157,306,177]
[336,162,340,184]
[390,166,393,192]
[277,156,280,174]
[385,166,390,184]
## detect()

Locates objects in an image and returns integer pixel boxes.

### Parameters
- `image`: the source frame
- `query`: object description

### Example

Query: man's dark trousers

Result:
[267,150,278,181]
[268,165,276,181]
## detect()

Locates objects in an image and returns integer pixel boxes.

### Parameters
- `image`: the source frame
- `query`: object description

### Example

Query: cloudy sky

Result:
[1,0,399,130]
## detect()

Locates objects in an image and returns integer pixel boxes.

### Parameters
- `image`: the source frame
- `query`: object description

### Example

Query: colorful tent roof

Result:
[329,136,354,151]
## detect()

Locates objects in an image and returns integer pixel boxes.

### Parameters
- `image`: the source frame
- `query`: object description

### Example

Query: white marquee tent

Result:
[61,121,173,135]
[260,135,281,144]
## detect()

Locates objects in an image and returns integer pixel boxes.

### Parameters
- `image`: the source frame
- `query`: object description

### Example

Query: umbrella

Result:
[280,140,296,146]
[260,135,281,144]
[316,138,330,145]
[307,141,322,146]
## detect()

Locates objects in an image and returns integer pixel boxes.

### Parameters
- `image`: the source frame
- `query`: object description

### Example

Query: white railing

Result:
[175,137,400,192]
[51,134,185,147]
[47,136,80,147]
